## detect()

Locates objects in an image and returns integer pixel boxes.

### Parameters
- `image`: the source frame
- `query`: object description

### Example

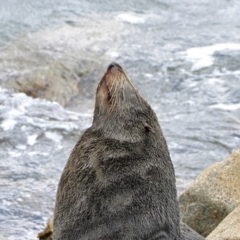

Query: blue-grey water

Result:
[0,1,240,239]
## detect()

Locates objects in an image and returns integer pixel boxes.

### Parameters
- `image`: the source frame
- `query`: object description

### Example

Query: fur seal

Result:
[53,63,183,239]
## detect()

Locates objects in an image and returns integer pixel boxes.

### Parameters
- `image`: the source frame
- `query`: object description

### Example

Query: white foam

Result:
[28,151,49,156]
[116,13,145,24]
[9,151,22,157]
[7,109,23,117]
[145,73,153,78]
[1,119,17,131]
[209,103,240,111]
[45,131,63,142]
[106,51,119,58]
[27,135,38,146]
[16,144,26,150]
[185,43,240,71]
[208,78,223,84]
[2,199,11,206]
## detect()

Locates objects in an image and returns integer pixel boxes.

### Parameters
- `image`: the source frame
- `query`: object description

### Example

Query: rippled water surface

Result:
[0,1,240,239]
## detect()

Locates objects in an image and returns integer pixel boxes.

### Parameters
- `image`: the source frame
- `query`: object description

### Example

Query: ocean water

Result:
[0,1,240,239]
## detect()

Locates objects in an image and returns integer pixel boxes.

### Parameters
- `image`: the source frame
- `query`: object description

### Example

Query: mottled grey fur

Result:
[53,63,184,239]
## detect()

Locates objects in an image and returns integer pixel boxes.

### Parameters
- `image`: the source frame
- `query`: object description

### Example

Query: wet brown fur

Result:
[53,63,184,240]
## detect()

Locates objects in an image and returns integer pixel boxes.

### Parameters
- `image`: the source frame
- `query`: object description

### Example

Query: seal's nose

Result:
[107,62,122,71]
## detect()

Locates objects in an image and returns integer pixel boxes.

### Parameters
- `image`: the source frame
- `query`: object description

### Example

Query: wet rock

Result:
[0,20,126,109]
[0,56,101,109]
[206,205,240,240]
[2,63,79,106]
[179,148,240,237]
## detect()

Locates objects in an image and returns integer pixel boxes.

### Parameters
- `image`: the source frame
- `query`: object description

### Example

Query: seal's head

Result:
[93,63,158,141]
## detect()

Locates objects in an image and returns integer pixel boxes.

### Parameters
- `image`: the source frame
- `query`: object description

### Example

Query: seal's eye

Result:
[107,89,112,104]
[144,122,155,133]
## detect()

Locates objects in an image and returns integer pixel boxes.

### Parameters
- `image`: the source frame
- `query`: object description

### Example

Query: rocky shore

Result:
[179,148,240,239]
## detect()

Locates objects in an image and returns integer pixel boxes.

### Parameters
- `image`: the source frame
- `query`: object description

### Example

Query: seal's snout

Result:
[107,62,122,72]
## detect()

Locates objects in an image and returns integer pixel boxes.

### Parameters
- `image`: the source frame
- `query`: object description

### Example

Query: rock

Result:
[0,55,102,109]
[179,148,240,237]
[38,217,53,240]
[206,205,240,240]
[180,222,205,240]
[0,20,126,110]
[3,63,79,107]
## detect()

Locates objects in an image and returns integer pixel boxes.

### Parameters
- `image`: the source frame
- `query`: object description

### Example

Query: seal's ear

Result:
[144,122,155,133]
